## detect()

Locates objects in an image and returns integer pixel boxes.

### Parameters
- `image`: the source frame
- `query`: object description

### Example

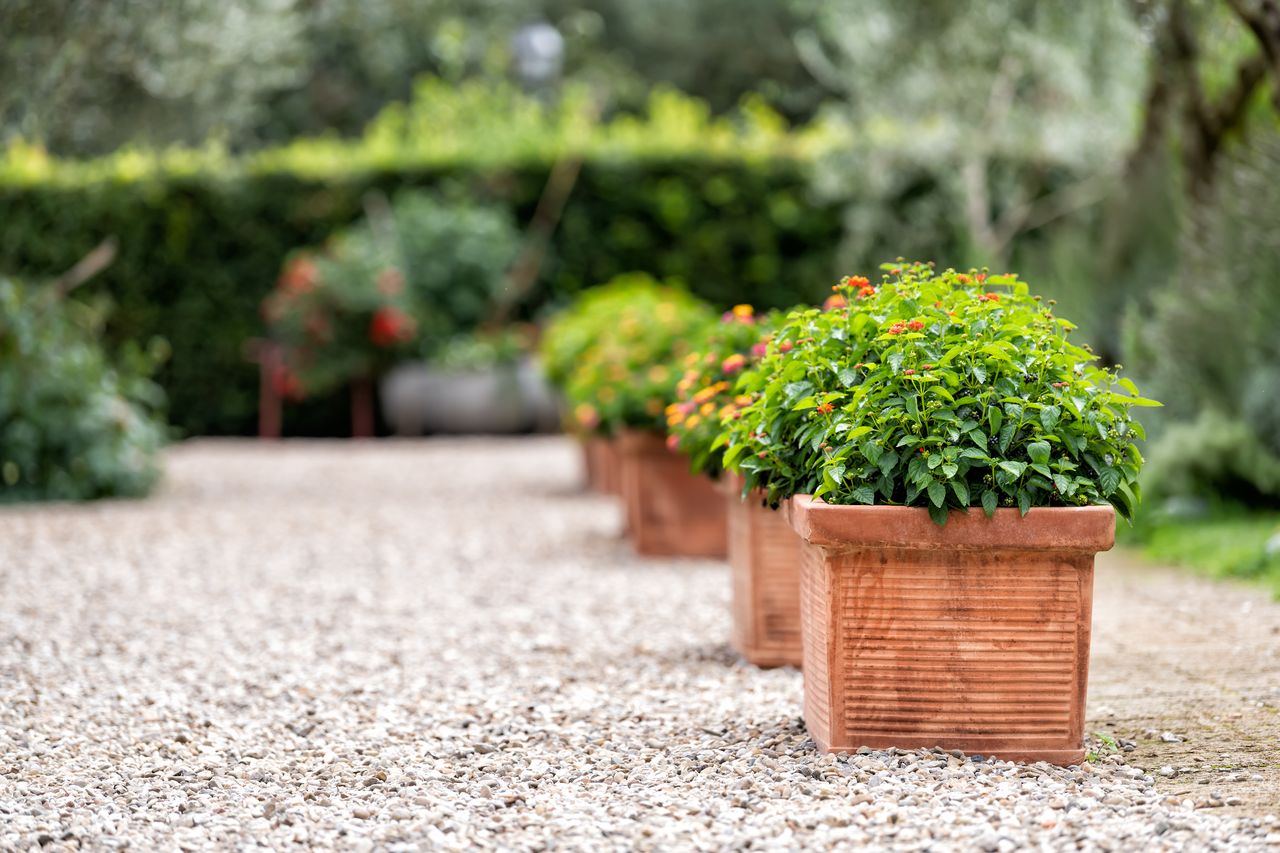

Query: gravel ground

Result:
[1,438,1277,852]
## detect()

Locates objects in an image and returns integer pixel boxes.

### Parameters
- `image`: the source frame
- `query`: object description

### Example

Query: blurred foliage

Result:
[1122,506,1280,597]
[0,85,842,435]
[431,327,533,371]
[1134,133,1280,505]
[1,0,829,157]
[0,277,168,502]
[263,190,521,398]
[0,0,308,156]
[543,274,716,434]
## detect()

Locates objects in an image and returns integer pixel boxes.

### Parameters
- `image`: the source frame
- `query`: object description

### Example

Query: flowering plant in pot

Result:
[667,305,803,665]
[537,277,667,493]
[558,273,723,556]
[729,262,1160,763]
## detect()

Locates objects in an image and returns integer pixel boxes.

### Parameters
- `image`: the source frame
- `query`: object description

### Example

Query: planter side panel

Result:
[799,542,835,750]
[619,433,726,558]
[752,501,804,665]
[727,491,755,656]
[826,548,1092,763]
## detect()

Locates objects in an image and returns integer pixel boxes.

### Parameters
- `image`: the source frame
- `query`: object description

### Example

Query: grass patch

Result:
[1121,506,1280,596]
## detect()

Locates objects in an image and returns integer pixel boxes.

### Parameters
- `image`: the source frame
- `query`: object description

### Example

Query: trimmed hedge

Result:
[0,86,847,435]
[0,157,842,435]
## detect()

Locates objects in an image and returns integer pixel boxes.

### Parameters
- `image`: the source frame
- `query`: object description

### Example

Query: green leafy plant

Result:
[431,326,533,372]
[666,304,780,476]
[723,262,1159,524]
[551,273,715,435]
[0,277,167,502]
[263,191,520,399]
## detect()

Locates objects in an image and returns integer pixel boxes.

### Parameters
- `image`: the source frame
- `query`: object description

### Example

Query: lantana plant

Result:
[666,305,781,476]
[262,242,421,399]
[550,273,716,435]
[723,262,1160,524]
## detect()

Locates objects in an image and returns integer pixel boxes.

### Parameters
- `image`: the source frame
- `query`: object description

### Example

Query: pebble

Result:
[0,439,1273,851]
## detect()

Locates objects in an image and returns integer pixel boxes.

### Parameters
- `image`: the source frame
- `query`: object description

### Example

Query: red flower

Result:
[666,434,680,451]
[956,274,972,284]
[887,322,907,336]
[721,353,748,374]
[907,320,925,332]
[975,273,987,283]
[856,285,876,300]
[369,306,416,347]
[922,364,934,370]
[272,368,305,401]
[903,368,916,376]
[778,340,794,353]
[846,275,870,288]
[279,257,318,295]
[751,342,770,358]
[980,292,1000,302]
[815,402,835,415]
[823,295,847,310]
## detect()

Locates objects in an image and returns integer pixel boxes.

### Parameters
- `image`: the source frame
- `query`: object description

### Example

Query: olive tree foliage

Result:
[0,0,309,156]
[795,0,1148,266]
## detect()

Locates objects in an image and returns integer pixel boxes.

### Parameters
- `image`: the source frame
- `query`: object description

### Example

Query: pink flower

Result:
[721,354,747,374]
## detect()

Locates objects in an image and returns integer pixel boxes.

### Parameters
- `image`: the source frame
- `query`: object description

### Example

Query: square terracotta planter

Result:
[580,436,623,495]
[617,430,726,558]
[789,497,1115,765]
[725,473,804,668]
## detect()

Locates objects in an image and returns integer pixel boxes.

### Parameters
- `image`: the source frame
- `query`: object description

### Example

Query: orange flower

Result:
[907,320,925,332]
[815,402,835,415]
[823,295,847,310]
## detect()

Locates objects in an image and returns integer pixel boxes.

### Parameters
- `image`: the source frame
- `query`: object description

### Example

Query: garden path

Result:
[0,438,1276,851]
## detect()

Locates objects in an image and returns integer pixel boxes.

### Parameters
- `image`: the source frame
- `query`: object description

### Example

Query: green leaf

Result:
[838,368,857,388]
[988,407,1003,434]
[981,490,998,517]
[1099,467,1121,495]
[1017,489,1032,516]
[998,460,1027,478]
[860,441,882,466]
[1027,441,1050,465]
[927,481,946,507]
[850,485,876,505]
[927,453,943,470]
[928,503,950,526]
[940,462,958,479]
[888,351,905,373]
[1039,405,1061,432]
[877,450,899,474]
[828,464,846,484]
[950,479,970,505]
[971,362,987,384]
[998,423,1016,454]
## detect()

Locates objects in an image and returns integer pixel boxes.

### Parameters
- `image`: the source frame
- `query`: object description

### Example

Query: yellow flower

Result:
[732,304,754,318]
[685,415,702,429]
[699,401,716,416]
[692,386,718,404]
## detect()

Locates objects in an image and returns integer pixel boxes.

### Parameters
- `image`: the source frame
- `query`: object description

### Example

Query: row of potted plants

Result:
[539,263,1159,765]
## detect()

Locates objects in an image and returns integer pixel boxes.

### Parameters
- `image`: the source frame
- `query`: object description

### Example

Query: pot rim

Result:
[788,495,1115,552]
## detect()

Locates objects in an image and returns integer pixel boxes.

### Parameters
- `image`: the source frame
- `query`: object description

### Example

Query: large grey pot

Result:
[380,357,556,435]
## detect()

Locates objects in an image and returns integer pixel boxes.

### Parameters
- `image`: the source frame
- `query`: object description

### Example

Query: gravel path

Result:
[1,438,1277,851]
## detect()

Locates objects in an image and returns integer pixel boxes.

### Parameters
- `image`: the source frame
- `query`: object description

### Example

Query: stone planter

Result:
[788,497,1115,764]
[725,473,803,668]
[380,357,556,435]
[618,430,726,558]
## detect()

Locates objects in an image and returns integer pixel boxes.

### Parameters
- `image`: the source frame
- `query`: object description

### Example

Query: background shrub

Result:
[0,88,844,435]
[0,277,168,502]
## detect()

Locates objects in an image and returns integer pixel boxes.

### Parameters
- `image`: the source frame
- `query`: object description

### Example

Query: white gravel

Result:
[0,438,1276,851]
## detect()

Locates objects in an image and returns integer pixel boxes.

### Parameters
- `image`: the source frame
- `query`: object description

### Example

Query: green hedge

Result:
[0,88,845,435]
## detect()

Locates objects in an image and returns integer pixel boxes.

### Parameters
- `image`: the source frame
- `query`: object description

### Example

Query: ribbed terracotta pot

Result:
[581,437,604,492]
[788,496,1115,765]
[580,436,623,495]
[725,473,804,668]
[618,430,726,557]
[598,437,623,496]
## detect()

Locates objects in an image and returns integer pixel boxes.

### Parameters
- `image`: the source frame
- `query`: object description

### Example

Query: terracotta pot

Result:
[617,430,726,557]
[725,473,804,668]
[580,436,623,495]
[788,497,1115,765]
[598,437,623,497]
